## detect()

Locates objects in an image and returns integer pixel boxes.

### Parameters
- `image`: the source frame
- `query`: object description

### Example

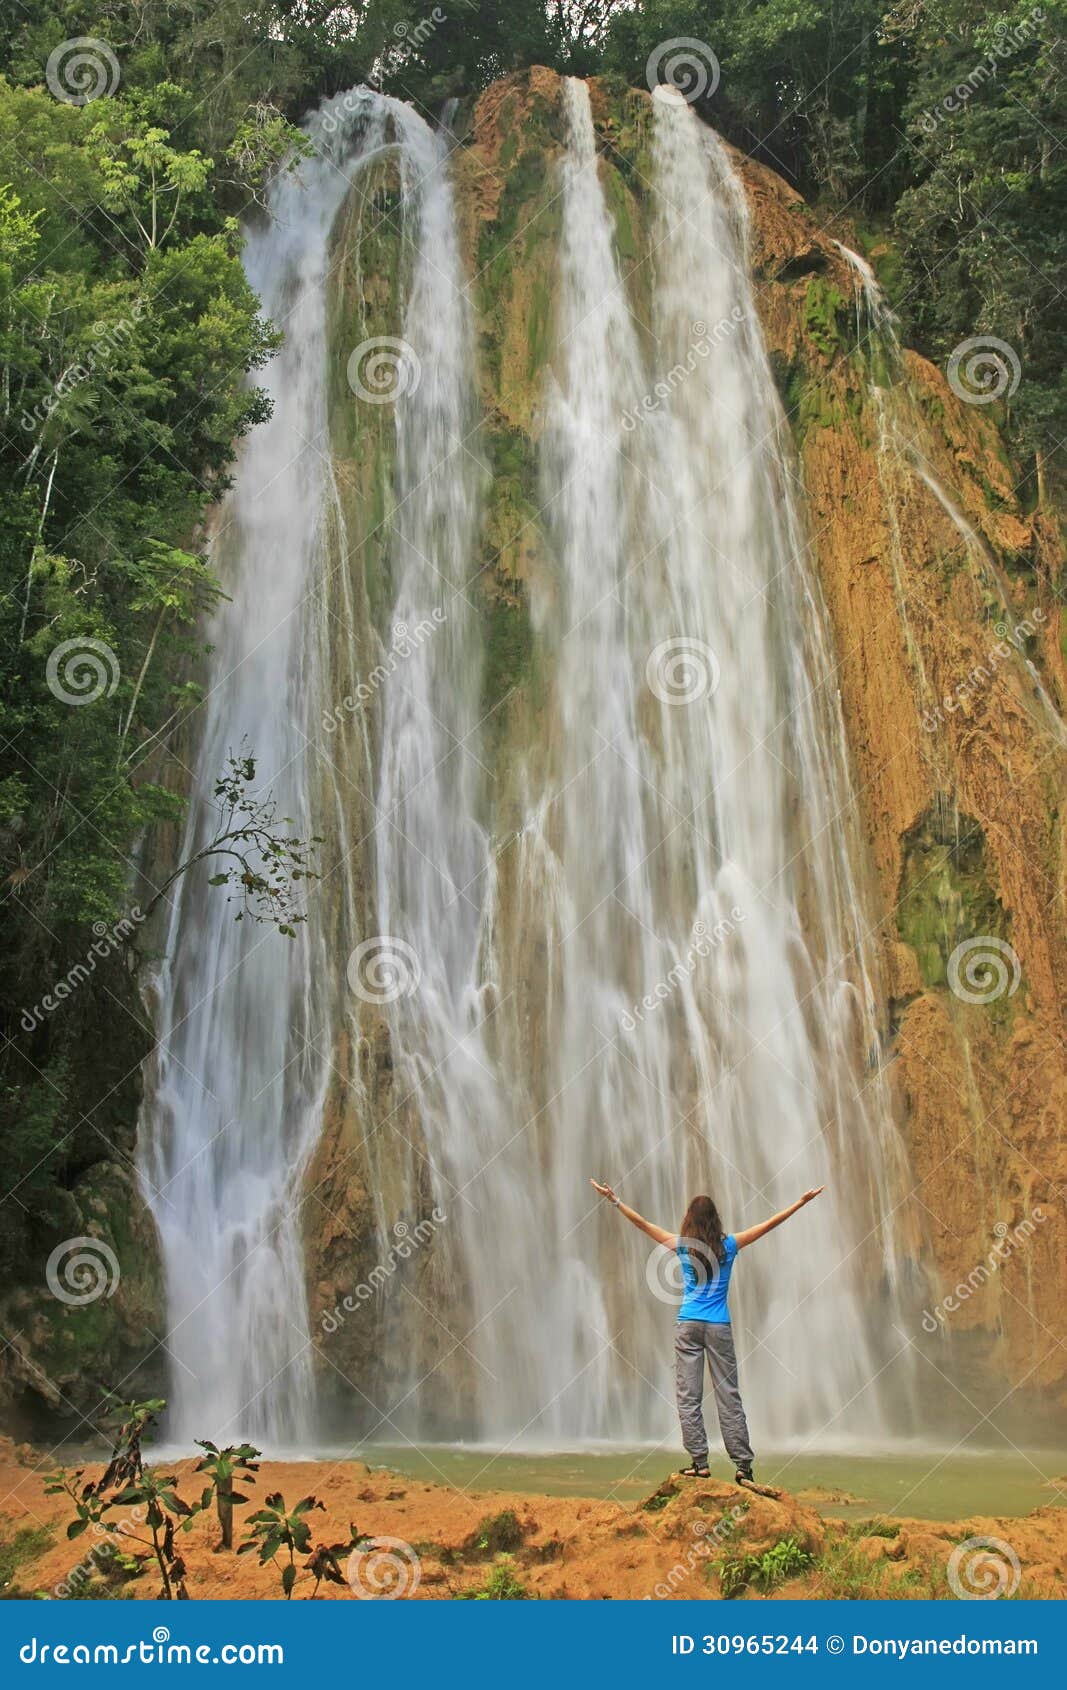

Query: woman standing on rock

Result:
[589,1179,825,1484]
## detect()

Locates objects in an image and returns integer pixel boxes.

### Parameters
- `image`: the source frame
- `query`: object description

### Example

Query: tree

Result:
[144,748,322,936]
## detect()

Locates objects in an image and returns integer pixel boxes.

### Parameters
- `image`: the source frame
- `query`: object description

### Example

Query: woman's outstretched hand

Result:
[800,1185,826,1204]
[590,1178,618,1202]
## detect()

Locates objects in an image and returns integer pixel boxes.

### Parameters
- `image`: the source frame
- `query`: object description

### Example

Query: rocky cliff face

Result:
[306,67,1066,1424]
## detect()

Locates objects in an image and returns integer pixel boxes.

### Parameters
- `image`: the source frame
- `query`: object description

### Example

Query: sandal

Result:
[679,1463,711,1478]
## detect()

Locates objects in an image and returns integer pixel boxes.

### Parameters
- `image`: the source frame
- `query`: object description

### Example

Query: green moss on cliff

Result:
[896,801,1015,1015]
[804,276,851,361]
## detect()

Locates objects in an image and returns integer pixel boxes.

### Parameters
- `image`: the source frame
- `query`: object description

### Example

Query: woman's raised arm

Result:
[590,1180,677,1248]
[734,1186,825,1250]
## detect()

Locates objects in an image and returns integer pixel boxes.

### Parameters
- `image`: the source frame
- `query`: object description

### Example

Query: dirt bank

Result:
[1,1449,1062,1601]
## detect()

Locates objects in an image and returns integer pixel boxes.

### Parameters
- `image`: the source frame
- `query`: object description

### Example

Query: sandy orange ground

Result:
[1,1446,1064,1600]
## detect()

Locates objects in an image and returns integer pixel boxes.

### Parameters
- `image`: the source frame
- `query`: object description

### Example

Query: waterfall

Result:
[469,80,913,1443]
[141,77,920,1451]
[837,241,1064,745]
[138,90,438,1444]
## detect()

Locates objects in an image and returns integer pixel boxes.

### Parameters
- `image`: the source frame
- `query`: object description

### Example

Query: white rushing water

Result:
[138,89,460,1443]
[143,79,920,1449]
[837,239,1065,746]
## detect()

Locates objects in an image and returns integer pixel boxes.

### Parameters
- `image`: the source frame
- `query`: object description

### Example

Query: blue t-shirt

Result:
[677,1234,737,1323]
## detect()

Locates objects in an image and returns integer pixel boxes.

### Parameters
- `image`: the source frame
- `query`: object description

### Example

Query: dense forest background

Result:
[0,0,1064,1296]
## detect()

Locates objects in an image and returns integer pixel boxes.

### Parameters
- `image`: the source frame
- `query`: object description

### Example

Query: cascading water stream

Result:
[142,77,921,1450]
[837,241,1065,744]
[381,81,917,1444]
[476,81,913,1442]
[138,90,448,1444]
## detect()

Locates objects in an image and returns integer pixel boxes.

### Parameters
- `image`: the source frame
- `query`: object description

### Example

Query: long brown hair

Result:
[679,1194,727,1284]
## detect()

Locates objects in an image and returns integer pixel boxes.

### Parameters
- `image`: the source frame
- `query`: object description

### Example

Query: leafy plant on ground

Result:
[457,1554,531,1600]
[714,1534,813,1599]
[45,1398,204,1599]
[238,1492,362,1600]
[193,1441,260,1551]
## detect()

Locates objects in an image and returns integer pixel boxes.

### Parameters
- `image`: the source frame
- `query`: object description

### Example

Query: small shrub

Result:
[714,1535,813,1599]
[465,1509,525,1558]
[0,1525,54,1595]
[458,1555,530,1599]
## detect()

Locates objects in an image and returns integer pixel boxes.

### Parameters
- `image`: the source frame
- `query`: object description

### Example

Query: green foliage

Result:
[714,1534,813,1598]
[193,1440,261,1551]
[458,1554,531,1599]
[238,1491,362,1599]
[0,1524,54,1595]
[45,1398,204,1600]
[893,0,1067,493]
[0,56,281,1281]
[466,1508,526,1557]
[896,802,1011,1003]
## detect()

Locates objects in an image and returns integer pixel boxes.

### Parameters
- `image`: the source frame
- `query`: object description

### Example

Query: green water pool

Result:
[356,1444,1067,1522]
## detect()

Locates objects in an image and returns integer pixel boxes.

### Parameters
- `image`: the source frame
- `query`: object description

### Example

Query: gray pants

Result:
[675,1320,754,1469]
